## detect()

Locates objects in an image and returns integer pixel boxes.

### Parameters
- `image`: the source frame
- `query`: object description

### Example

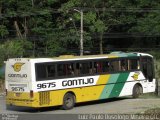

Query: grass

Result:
[144,108,160,114]
[140,93,160,99]
[136,108,160,120]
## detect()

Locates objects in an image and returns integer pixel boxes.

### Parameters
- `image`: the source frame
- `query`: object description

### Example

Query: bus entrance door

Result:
[142,57,154,92]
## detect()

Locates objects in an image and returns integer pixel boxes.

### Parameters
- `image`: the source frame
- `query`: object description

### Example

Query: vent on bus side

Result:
[39,91,50,106]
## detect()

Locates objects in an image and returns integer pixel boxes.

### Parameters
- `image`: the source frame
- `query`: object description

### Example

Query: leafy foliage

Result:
[0,39,32,65]
[0,0,159,63]
[0,25,9,38]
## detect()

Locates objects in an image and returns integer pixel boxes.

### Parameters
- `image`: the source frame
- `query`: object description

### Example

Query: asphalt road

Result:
[0,95,160,114]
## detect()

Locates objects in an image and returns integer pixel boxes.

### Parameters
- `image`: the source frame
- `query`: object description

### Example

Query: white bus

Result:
[5,52,156,109]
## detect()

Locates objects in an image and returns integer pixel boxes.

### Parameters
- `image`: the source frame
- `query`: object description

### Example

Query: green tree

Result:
[60,0,141,54]
[0,0,160,59]
[0,25,9,38]
[0,39,32,65]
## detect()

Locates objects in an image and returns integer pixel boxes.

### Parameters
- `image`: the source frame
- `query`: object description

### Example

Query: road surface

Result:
[0,96,160,114]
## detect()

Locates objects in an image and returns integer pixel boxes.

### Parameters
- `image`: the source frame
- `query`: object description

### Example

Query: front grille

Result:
[39,91,50,106]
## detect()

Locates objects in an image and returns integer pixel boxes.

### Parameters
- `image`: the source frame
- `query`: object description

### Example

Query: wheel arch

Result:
[133,83,143,94]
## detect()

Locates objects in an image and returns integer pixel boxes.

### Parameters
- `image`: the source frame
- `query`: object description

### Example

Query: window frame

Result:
[35,56,143,81]
[128,58,140,71]
[35,62,56,81]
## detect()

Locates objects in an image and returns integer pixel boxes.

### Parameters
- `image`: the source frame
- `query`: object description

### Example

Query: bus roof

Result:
[6,52,153,63]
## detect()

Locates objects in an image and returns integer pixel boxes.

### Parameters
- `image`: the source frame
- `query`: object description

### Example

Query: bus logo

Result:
[131,72,140,80]
[12,63,25,72]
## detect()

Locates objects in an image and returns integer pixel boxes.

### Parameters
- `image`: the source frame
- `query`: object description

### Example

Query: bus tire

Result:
[62,93,75,110]
[132,84,141,98]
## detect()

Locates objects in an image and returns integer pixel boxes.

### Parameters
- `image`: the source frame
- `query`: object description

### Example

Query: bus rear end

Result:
[5,58,36,107]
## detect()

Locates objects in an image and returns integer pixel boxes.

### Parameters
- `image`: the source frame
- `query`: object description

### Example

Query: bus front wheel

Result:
[132,84,142,98]
[62,93,75,110]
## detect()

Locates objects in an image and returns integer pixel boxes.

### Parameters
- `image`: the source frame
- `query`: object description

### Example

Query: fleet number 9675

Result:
[37,82,56,89]
[11,87,24,92]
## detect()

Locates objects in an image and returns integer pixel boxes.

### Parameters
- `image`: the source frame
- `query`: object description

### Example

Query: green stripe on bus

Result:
[111,53,137,57]
[108,72,129,98]
[126,53,137,57]
[100,74,120,99]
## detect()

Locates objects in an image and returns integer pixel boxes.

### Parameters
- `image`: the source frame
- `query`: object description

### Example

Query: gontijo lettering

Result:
[8,74,27,78]
[36,78,94,89]
[62,78,94,87]
[8,62,27,78]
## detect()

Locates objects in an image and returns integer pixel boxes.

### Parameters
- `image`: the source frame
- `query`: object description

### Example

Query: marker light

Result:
[30,90,34,98]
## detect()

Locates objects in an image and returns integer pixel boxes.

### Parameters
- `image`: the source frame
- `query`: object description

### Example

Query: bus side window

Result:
[102,61,110,73]
[36,63,47,81]
[47,64,55,78]
[110,60,120,72]
[75,63,80,75]
[57,63,75,77]
[66,63,74,76]
[89,62,93,74]
[94,62,103,73]
[57,64,65,76]
[80,62,90,75]
[120,59,128,71]
[128,59,139,70]
[75,62,90,75]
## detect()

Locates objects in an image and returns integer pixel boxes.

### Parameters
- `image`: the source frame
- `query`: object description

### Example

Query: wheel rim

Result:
[136,87,140,95]
[65,97,73,107]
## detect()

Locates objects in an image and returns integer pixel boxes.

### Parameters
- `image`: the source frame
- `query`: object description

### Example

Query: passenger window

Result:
[102,61,110,72]
[75,62,91,75]
[80,62,90,74]
[94,62,103,73]
[36,63,47,81]
[57,64,65,76]
[120,59,128,71]
[110,60,120,72]
[65,63,74,76]
[128,59,139,70]
[47,65,56,78]
[57,63,75,77]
